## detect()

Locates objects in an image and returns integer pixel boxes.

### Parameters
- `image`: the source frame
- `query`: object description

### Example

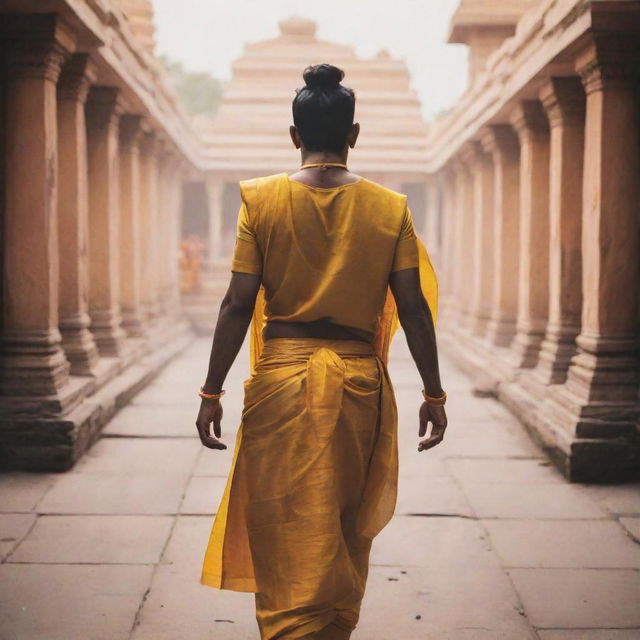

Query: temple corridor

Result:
[2,336,639,639]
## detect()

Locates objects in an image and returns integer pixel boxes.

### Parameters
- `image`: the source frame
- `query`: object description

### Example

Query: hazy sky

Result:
[153,0,469,121]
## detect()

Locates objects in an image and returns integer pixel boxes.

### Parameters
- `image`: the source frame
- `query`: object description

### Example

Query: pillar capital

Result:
[86,86,124,130]
[510,100,549,138]
[575,34,640,95]
[1,14,76,82]
[58,54,97,104]
[459,140,484,168]
[119,114,146,151]
[479,124,519,158]
[139,129,160,157]
[539,77,586,128]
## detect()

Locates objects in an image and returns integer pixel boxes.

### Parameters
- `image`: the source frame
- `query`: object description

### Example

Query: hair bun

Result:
[303,64,344,90]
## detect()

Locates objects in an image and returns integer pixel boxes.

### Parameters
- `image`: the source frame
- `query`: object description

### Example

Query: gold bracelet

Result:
[198,388,225,400]
[422,389,447,406]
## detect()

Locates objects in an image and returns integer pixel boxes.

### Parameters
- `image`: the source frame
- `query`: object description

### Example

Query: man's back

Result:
[232,172,419,341]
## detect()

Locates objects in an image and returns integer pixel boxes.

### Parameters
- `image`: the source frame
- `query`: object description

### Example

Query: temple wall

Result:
[426,0,640,482]
[0,3,202,470]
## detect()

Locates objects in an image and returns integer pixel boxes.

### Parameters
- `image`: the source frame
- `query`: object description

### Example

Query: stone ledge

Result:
[0,322,195,472]
[440,328,640,484]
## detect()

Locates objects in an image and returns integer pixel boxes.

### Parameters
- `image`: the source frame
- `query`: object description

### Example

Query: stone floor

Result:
[1,336,639,640]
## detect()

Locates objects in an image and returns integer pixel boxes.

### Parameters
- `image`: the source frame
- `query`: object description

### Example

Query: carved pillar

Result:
[437,168,456,296]
[457,148,476,328]
[138,132,161,321]
[118,115,146,337]
[566,39,640,407]
[56,54,100,375]
[165,157,184,315]
[0,17,73,396]
[85,86,127,357]
[206,174,223,264]
[482,125,520,347]
[509,101,551,367]
[449,158,472,323]
[467,141,495,337]
[537,77,585,384]
[423,176,441,268]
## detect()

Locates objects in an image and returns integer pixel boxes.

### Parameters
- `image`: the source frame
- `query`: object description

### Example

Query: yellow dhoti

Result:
[201,338,398,639]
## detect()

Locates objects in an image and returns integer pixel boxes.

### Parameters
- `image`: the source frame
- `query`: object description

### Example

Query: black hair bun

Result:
[303,64,344,90]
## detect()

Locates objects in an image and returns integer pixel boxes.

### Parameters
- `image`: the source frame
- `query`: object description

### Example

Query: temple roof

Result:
[448,0,538,43]
[198,17,429,177]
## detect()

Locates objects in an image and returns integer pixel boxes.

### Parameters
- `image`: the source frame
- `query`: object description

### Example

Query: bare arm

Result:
[389,267,448,451]
[195,272,262,450]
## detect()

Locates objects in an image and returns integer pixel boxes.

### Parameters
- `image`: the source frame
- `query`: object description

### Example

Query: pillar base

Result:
[0,323,194,471]
[509,324,545,368]
[90,309,128,357]
[0,329,71,396]
[535,323,580,385]
[442,328,640,483]
[60,313,100,376]
[485,315,517,348]
[121,306,147,338]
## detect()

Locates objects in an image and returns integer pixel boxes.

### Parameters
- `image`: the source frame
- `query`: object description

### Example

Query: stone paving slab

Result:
[0,513,35,560]
[0,472,57,512]
[358,565,537,639]
[395,475,475,516]
[371,514,500,567]
[538,631,640,639]
[507,568,640,628]
[0,563,153,640]
[103,404,201,437]
[461,480,608,519]
[483,519,640,568]
[38,471,190,515]
[72,438,200,475]
[180,476,227,514]
[445,457,563,484]
[8,514,174,564]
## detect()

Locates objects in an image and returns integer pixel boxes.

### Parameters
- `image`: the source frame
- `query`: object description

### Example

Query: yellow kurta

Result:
[201,173,438,640]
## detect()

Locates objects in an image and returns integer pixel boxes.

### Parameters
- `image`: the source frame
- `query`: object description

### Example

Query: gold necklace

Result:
[300,162,349,172]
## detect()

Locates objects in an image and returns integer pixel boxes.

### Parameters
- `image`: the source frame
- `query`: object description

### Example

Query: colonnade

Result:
[427,31,640,482]
[0,14,191,470]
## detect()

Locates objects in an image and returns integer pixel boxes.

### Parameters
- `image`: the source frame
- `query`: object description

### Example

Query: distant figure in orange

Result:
[179,234,204,294]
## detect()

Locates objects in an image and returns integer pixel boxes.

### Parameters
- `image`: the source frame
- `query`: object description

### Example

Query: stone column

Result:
[437,168,456,296]
[566,38,640,407]
[118,115,146,337]
[56,54,100,375]
[482,125,520,347]
[536,77,585,384]
[423,175,441,269]
[468,141,495,337]
[0,17,73,396]
[509,101,551,367]
[157,146,178,313]
[85,86,127,357]
[457,148,476,328]
[165,157,184,315]
[206,174,223,264]
[138,131,162,321]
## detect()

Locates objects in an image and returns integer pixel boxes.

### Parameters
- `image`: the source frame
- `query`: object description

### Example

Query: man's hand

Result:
[418,402,448,452]
[196,399,226,450]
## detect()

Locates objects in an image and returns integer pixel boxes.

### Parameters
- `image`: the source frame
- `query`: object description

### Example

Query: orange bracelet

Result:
[198,388,225,400]
[422,389,447,406]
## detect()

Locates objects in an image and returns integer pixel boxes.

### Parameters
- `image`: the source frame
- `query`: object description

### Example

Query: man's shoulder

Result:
[357,177,407,204]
